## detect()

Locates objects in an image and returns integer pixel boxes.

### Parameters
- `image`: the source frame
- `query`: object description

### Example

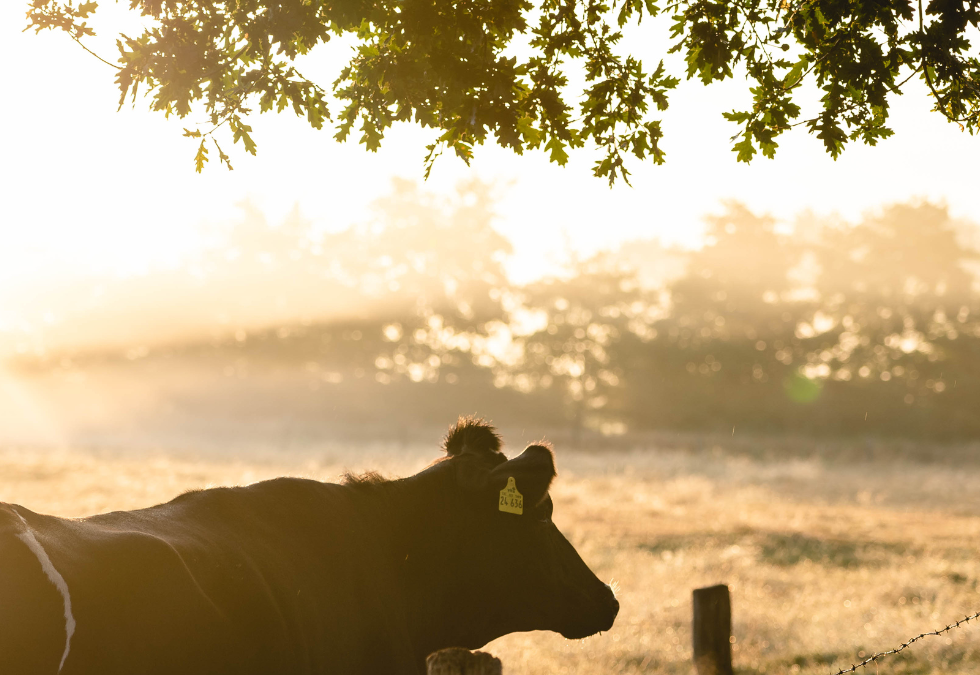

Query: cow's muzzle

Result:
[559,583,619,639]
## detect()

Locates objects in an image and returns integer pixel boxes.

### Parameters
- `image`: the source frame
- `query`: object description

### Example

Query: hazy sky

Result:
[2,0,977,289]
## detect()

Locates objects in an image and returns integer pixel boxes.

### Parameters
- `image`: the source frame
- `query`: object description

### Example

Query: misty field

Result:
[2,440,978,675]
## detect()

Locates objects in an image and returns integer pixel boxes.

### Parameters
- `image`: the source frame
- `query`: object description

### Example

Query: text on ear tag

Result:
[498,476,524,515]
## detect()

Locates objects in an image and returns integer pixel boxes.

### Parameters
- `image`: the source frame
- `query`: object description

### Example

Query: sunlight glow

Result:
[2,1,978,355]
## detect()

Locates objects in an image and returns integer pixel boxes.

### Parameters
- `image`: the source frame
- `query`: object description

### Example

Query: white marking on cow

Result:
[14,513,75,673]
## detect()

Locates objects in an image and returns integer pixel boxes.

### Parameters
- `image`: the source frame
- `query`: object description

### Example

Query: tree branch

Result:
[70,34,122,70]
[917,0,972,123]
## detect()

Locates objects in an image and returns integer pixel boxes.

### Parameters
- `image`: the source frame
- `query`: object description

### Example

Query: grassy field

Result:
[1,440,978,674]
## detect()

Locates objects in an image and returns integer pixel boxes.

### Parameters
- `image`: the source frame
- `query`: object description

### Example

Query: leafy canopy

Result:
[26,0,980,182]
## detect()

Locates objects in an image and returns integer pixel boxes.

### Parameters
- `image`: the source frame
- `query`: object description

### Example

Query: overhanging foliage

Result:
[26,0,980,181]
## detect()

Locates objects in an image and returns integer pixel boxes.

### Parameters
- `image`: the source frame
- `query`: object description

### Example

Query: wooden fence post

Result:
[692,584,733,675]
[426,648,502,675]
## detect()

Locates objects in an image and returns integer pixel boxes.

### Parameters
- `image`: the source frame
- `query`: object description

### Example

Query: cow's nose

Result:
[602,584,620,619]
[607,592,620,616]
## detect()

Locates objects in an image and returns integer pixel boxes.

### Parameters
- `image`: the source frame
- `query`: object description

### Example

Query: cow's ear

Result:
[488,444,556,510]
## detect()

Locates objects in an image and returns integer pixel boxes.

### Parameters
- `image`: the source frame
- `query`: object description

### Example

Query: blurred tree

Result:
[796,202,980,434]
[817,202,975,301]
[515,255,657,440]
[337,177,512,323]
[671,202,802,313]
[192,200,356,327]
[624,202,814,431]
[328,178,517,387]
[601,238,688,291]
[26,0,980,182]
[620,200,980,437]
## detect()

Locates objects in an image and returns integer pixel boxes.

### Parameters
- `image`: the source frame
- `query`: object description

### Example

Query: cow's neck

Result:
[365,466,479,665]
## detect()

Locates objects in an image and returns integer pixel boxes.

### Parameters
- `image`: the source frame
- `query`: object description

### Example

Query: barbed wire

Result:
[832,610,980,675]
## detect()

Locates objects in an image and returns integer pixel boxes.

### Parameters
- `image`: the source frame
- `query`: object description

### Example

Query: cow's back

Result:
[1,479,418,675]
[0,504,67,675]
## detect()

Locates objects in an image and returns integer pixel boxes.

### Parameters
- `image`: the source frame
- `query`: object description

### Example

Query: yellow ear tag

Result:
[498,476,524,515]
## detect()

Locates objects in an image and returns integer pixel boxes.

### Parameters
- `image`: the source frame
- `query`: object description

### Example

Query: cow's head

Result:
[405,417,618,653]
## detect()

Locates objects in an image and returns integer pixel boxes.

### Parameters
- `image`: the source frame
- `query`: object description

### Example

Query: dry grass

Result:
[2,441,979,674]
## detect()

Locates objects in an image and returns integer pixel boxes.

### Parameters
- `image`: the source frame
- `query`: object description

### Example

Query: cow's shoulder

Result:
[165,476,333,508]
[0,502,24,533]
[0,503,62,545]
[78,477,363,567]
[0,505,68,674]
[78,477,331,530]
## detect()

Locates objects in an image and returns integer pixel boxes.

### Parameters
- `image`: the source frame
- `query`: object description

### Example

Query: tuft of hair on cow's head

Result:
[443,416,503,457]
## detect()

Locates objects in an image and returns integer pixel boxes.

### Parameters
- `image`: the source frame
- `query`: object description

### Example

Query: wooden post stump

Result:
[692,584,733,675]
[426,648,502,675]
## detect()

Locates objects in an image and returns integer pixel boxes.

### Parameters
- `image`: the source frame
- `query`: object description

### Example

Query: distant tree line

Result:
[15,181,980,440]
[536,201,980,439]
[201,183,980,439]
[258,184,980,438]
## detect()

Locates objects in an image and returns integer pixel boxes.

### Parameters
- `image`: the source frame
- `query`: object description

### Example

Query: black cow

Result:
[0,418,618,674]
